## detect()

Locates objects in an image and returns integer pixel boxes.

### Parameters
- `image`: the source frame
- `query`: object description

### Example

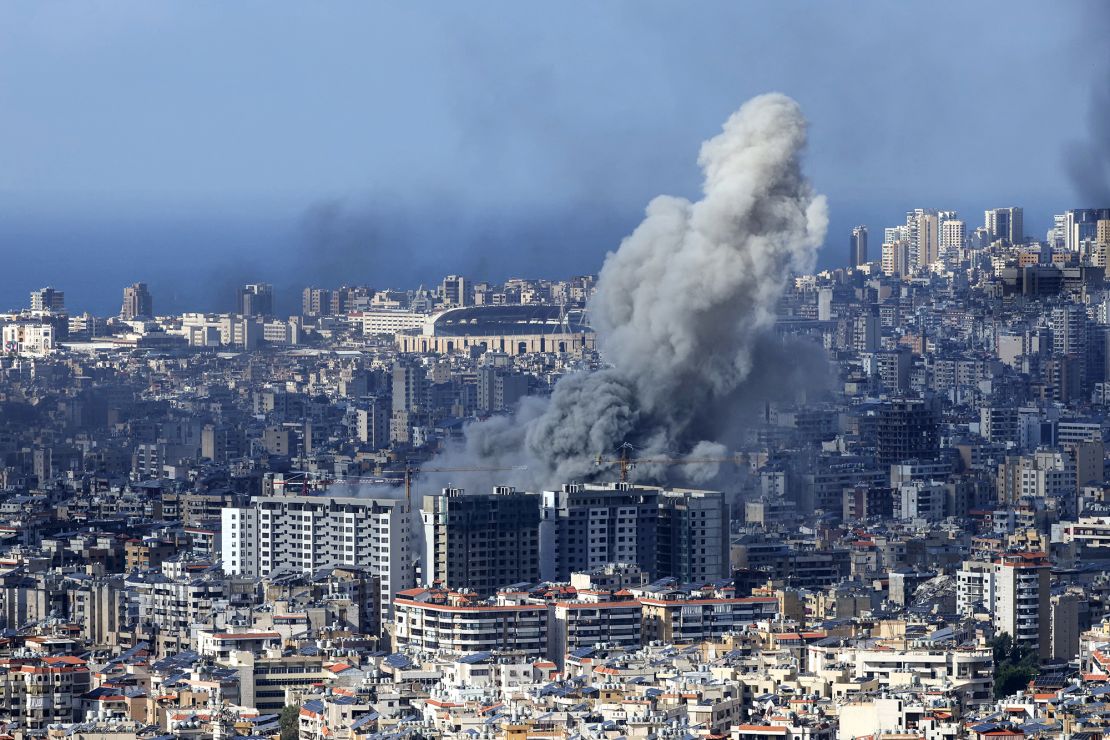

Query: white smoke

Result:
[390,93,827,496]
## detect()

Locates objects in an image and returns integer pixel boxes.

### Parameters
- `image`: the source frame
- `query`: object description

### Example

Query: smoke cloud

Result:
[1065,4,1110,204]
[408,93,827,496]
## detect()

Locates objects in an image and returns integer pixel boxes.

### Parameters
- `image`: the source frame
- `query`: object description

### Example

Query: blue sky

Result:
[1,1,1107,314]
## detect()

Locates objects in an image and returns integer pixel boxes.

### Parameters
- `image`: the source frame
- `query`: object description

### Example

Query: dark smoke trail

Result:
[1065,4,1110,204]
[393,93,828,495]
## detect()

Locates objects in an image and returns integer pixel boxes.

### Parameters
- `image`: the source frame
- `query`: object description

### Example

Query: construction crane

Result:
[393,464,527,509]
[275,465,526,509]
[594,442,746,484]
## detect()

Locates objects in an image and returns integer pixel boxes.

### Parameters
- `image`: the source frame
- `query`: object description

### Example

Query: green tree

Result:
[279,704,300,740]
[991,633,1038,699]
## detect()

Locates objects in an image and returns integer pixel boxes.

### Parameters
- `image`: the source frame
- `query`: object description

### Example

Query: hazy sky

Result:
[1,1,1108,314]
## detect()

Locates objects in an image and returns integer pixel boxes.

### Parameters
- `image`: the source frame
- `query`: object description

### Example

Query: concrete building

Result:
[237,283,273,317]
[843,484,893,521]
[894,481,947,521]
[359,309,426,336]
[302,287,331,317]
[639,592,778,644]
[876,398,939,465]
[441,274,470,307]
[912,210,940,268]
[476,366,530,414]
[2,323,55,357]
[656,489,730,583]
[392,588,548,656]
[809,643,993,705]
[850,226,868,267]
[0,660,91,730]
[881,239,910,277]
[939,217,966,261]
[221,494,414,635]
[29,286,65,312]
[1050,591,1084,661]
[550,594,642,668]
[120,282,153,320]
[985,207,1024,245]
[993,551,1050,660]
[539,483,660,582]
[201,423,246,463]
[356,398,390,450]
[421,486,541,596]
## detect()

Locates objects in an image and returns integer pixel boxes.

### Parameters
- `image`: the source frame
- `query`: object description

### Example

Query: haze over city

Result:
[2,1,1109,313]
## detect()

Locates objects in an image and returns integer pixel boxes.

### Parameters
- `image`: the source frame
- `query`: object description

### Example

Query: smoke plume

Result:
[1065,5,1110,204]
[419,93,827,493]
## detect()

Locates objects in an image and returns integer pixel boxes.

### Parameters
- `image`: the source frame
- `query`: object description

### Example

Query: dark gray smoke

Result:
[413,93,827,493]
[1065,5,1110,204]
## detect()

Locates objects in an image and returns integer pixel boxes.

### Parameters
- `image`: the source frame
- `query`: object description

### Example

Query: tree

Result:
[279,704,300,740]
[991,633,1038,699]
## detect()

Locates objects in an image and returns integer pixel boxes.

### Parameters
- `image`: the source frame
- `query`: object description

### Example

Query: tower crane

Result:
[275,465,526,509]
[594,442,746,483]
[392,464,527,509]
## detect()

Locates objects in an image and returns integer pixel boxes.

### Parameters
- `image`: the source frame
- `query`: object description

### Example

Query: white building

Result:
[357,309,426,336]
[179,313,263,349]
[957,552,1050,659]
[221,494,414,633]
[894,481,946,521]
[808,643,993,705]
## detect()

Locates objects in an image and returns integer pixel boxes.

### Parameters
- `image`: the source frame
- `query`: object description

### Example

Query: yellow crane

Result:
[594,442,746,483]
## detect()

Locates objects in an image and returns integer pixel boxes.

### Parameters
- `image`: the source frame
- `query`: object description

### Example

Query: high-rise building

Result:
[993,552,1050,660]
[876,398,939,465]
[201,422,245,463]
[881,239,910,277]
[1048,213,1068,250]
[390,360,428,445]
[120,282,153,320]
[850,226,868,267]
[656,489,730,583]
[221,494,414,636]
[1061,208,1110,252]
[984,207,1024,245]
[852,312,881,353]
[301,287,332,317]
[1093,219,1110,268]
[441,275,470,307]
[356,397,390,449]
[392,360,427,415]
[908,209,940,268]
[1053,304,1088,357]
[1050,591,1085,661]
[421,486,541,596]
[939,218,966,261]
[538,482,729,584]
[237,283,274,317]
[477,366,530,414]
[29,287,65,312]
[539,483,660,581]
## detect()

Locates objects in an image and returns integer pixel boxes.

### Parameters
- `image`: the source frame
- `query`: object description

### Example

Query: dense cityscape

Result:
[6,0,1110,737]
[3,196,1110,739]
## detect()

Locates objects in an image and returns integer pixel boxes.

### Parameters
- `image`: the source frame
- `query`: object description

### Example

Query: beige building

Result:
[639,594,778,644]
[1093,218,1110,267]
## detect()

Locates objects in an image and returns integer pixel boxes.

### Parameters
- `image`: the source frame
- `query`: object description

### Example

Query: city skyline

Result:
[2,1,1109,312]
[6,4,1110,735]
